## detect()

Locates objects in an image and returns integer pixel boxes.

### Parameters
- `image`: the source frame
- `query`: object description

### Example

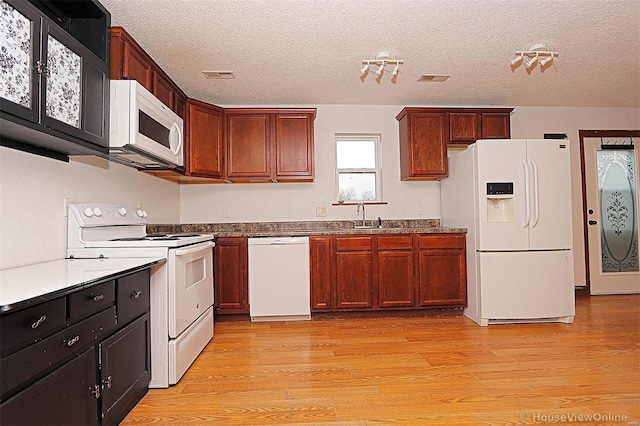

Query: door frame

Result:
[578,129,640,294]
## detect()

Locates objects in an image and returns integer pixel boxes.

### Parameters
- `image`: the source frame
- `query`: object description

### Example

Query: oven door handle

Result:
[174,241,216,256]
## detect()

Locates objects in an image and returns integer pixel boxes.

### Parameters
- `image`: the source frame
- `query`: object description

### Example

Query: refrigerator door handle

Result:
[529,158,540,227]
[521,159,530,228]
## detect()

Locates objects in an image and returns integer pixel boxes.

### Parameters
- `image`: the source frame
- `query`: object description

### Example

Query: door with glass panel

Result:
[583,134,639,294]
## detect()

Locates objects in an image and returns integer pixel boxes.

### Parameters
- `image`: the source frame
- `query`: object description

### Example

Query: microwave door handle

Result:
[170,122,182,155]
[174,241,216,256]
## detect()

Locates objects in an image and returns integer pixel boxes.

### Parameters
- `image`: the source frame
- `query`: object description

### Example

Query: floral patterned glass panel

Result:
[597,149,638,272]
[46,35,81,128]
[0,1,32,107]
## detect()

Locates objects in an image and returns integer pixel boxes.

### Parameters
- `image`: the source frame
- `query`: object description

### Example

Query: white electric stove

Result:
[67,203,215,388]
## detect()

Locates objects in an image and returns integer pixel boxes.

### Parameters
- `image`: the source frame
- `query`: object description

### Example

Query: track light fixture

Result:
[511,43,558,70]
[361,52,404,79]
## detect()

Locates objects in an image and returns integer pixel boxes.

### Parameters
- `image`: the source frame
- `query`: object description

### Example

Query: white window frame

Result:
[335,133,382,202]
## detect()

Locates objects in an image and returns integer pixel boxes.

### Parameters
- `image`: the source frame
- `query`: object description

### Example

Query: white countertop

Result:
[0,257,165,311]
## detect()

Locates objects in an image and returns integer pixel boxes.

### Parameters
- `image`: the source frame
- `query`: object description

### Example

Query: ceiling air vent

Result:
[417,74,450,82]
[202,71,236,79]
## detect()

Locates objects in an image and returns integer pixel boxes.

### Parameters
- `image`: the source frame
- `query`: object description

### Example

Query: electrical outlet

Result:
[222,207,229,218]
[316,206,327,217]
[63,198,73,217]
[417,204,424,216]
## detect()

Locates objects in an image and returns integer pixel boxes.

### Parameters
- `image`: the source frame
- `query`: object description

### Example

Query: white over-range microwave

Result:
[109,80,184,169]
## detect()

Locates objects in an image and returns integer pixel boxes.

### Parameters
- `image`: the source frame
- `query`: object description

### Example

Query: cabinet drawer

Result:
[377,235,413,250]
[0,307,116,400]
[0,298,66,356]
[117,269,150,326]
[68,281,115,320]
[335,236,373,252]
[418,234,466,249]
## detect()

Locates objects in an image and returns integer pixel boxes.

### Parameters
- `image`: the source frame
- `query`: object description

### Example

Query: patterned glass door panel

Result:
[0,0,34,109]
[597,149,638,272]
[45,34,81,128]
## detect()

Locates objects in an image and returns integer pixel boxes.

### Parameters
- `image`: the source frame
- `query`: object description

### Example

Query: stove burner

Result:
[145,233,168,238]
[109,236,180,241]
[109,237,146,241]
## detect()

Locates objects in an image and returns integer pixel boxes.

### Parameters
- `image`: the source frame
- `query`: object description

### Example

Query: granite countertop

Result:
[148,219,467,238]
[0,257,165,313]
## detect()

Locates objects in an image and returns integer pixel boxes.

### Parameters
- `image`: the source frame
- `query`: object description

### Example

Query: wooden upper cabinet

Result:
[397,107,512,180]
[110,27,187,117]
[449,112,481,143]
[481,112,511,139]
[397,109,449,180]
[225,108,316,183]
[226,112,272,181]
[274,113,315,181]
[185,99,224,178]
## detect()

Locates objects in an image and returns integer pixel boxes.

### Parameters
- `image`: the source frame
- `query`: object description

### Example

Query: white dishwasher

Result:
[248,236,311,322]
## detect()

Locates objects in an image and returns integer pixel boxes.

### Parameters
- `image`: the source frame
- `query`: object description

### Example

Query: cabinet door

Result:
[115,32,153,90]
[481,113,511,139]
[41,22,109,148]
[185,100,224,178]
[0,0,40,123]
[226,113,272,181]
[377,236,416,309]
[449,112,481,144]
[334,237,373,310]
[310,236,333,311]
[174,91,187,120]
[399,112,448,180]
[274,113,314,181]
[214,238,248,314]
[152,71,174,110]
[418,235,467,307]
[0,348,99,426]
[100,313,150,426]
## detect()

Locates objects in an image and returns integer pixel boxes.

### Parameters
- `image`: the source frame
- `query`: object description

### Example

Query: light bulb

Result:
[524,55,538,68]
[391,63,399,76]
[375,62,385,75]
[539,55,553,66]
[510,55,523,66]
[360,63,369,75]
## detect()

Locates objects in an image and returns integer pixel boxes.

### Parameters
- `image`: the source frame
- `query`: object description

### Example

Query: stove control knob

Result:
[142,210,148,218]
[118,207,128,217]
[136,209,145,218]
[93,207,103,217]
[83,207,94,217]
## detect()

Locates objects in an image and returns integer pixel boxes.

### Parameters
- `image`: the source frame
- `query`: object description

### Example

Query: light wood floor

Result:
[121,295,640,425]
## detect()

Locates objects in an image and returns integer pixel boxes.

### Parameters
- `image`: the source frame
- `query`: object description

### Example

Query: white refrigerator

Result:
[441,139,575,326]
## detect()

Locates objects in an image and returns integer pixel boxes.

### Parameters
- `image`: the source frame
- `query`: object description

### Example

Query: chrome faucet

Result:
[357,203,366,227]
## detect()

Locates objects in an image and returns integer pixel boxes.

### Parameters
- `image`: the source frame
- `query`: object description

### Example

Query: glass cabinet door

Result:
[43,33,81,128]
[0,0,40,122]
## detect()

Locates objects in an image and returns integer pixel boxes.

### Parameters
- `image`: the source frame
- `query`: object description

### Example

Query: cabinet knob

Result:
[131,289,142,298]
[91,384,101,399]
[93,294,104,302]
[31,315,47,329]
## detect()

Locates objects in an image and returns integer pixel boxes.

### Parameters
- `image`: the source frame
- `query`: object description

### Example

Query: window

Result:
[336,134,381,202]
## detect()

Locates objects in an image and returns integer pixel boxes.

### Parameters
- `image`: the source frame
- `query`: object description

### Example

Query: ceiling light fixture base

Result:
[511,42,558,70]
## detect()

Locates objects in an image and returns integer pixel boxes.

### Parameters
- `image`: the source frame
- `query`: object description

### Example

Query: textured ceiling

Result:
[101,0,640,107]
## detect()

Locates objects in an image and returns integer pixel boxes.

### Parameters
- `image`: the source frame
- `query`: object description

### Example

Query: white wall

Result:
[180,105,440,223]
[0,147,180,269]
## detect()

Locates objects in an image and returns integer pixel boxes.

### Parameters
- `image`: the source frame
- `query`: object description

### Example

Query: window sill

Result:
[331,201,388,206]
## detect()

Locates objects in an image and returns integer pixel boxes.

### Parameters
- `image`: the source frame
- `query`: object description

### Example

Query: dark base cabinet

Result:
[0,268,152,425]
[100,313,151,426]
[0,348,99,426]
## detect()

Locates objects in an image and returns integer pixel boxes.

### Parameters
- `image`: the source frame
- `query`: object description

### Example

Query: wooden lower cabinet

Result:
[377,235,416,309]
[214,237,249,314]
[310,233,466,312]
[418,234,467,307]
[309,236,332,311]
